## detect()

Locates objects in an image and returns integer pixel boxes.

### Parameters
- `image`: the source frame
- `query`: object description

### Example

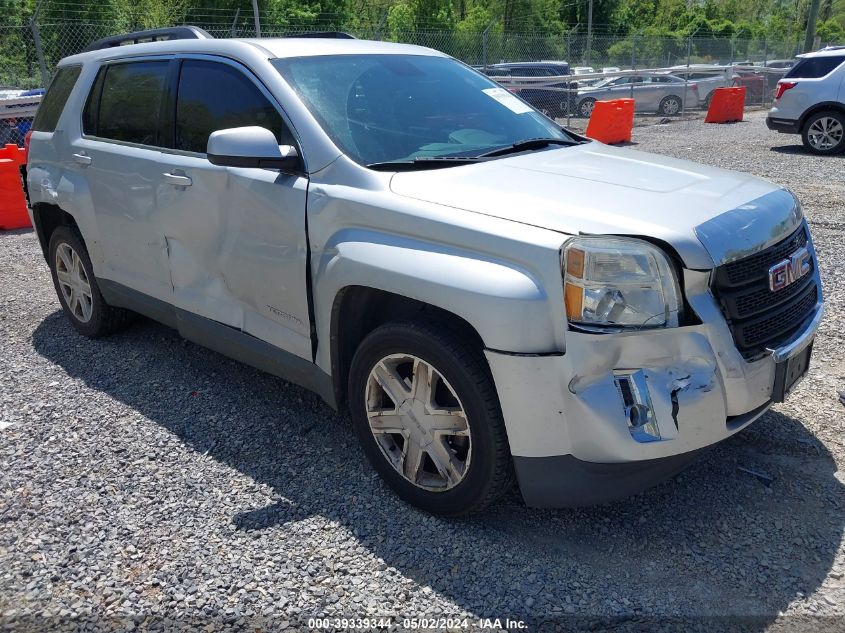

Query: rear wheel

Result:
[801,111,845,155]
[348,320,514,515]
[48,226,134,337]
[659,95,682,116]
[578,97,596,118]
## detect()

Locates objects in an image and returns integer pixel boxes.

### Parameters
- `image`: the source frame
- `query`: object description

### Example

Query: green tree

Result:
[386,1,415,39]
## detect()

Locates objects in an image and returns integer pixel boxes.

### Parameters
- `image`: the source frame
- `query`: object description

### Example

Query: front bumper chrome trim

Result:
[766,302,824,362]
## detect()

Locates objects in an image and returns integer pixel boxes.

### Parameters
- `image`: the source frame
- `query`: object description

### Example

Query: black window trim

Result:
[170,53,306,170]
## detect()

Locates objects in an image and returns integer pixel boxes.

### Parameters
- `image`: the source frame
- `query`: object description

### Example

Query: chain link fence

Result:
[3,15,832,88]
[1,12,842,143]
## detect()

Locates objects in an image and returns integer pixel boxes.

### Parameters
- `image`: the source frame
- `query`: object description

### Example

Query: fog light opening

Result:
[614,370,662,443]
[628,403,651,428]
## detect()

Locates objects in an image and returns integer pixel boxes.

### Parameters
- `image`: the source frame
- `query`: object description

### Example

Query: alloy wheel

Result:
[661,97,681,115]
[365,354,471,492]
[55,242,93,323]
[807,116,844,151]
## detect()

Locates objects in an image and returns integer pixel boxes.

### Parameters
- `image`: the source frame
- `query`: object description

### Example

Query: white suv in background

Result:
[767,46,845,154]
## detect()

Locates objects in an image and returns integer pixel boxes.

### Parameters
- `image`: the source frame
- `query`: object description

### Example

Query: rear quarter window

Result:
[785,56,845,79]
[31,66,82,132]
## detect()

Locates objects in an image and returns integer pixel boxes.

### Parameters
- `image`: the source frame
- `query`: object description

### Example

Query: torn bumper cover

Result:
[484,326,780,508]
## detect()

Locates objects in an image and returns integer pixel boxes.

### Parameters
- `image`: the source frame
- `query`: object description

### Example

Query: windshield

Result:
[272,54,570,166]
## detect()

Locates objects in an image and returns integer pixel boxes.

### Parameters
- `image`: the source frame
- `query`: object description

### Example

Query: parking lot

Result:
[1,109,844,631]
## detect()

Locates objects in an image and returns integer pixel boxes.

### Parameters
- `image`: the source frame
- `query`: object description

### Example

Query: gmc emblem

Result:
[769,246,812,292]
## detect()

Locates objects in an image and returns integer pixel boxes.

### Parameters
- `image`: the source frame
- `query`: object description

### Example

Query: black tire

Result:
[577,97,596,118]
[348,320,515,515]
[801,110,845,155]
[659,95,683,116]
[48,226,134,337]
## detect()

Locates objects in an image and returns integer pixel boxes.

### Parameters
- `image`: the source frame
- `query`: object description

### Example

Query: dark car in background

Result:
[732,70,768,104]
[479,62,576,118]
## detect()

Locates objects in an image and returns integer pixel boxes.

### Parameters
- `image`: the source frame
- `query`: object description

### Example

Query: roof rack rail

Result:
[282,31,356,39]
[821,45,845,51]
[83,26,213,52]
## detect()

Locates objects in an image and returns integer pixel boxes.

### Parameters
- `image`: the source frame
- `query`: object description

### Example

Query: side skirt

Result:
[99,279,337,409]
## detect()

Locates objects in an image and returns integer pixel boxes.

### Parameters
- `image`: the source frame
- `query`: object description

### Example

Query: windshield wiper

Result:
[366,138,583,171]
[366,156,481,171]
[475,137,583,158]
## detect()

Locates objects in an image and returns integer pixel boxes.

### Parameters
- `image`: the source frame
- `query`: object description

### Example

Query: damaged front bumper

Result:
[485,288,823,507]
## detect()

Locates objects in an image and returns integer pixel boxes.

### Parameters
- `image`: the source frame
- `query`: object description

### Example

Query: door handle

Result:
[72,153,92,166]
[162,172,192,187]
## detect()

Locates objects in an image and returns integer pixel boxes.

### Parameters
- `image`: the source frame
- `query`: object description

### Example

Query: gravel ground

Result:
[1,109,844,632]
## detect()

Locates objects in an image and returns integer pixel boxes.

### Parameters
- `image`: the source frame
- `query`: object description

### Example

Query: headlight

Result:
[562,236,681,330]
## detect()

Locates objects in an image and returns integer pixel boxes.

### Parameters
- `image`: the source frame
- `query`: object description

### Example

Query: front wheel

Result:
[801,111,845,155]
[659,95,682,116]
[348,320,514,515]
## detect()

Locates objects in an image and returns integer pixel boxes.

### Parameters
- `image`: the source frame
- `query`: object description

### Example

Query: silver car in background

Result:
[575,73,696,117]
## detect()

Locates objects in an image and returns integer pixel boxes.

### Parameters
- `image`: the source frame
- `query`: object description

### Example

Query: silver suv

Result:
[25,28,824,515]
[767,47,845,154]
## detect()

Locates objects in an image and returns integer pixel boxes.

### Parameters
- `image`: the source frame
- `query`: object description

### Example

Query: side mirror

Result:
[207,126,302,171]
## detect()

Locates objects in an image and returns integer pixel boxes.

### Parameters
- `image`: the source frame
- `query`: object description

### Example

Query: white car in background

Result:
[767,46,845,154]
[571,66,599,87]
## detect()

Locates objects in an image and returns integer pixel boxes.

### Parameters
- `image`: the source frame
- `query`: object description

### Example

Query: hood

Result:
[389,142,789,269]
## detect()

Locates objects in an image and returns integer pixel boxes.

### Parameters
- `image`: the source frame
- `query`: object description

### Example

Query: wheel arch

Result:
[31,203,80,261]
[798,102,845,131]
[329,286,487,408]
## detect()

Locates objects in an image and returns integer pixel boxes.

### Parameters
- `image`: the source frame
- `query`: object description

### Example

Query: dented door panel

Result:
[157,152,312,361]
[74,139,174,302]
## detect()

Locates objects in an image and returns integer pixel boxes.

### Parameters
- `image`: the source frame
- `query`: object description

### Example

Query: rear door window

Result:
[92,61,170,146]
[175,59,293,154]
[785,56,844,79]
[32,66,82,132]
